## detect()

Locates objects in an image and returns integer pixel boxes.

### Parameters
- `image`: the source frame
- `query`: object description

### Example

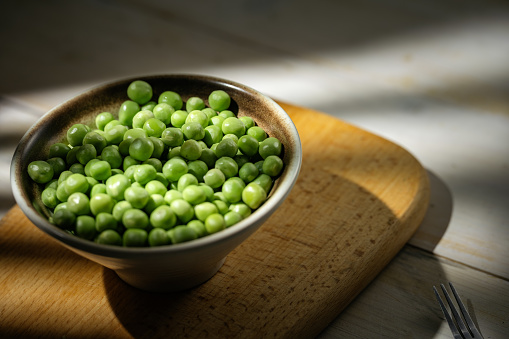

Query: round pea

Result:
[105,174,131,201]
[162,157,188,182]
[242,182,267,209]
[187,160,208,182]
[159,91,183,110]
[215,157,238,179]
[76,215,96,240]
[123,127,147,141]
[67,192,90,216]
[219,110,235,119]
[123,228,148,247]
[167,225,197,244]
[214,138,238,158]
[142,101,157,111]
[90,183,107,197]
[224,211,243,227]
[222,177,245,203]
[41,187,58,208]
[89,160,112,181]
[148,228,170,247]
[67,123,90,147]
[203,125,223,147]
[239,162,259,183]
[262,155,284,177]
[259,137,282,159]
[52,209,76,230]
[90,193,115,215]
[127,80,152,105]
[205,213,226,234]
[95,212,117,232]
[210,115,225,128]
[161,127,184,147]
[170,110,189,128]
[177,173,199,192]
[124,186,150,209]
[112,200,133,222]
[49,143,71,159]
[186,110,209,128]
[150,205,177,230]
[187,220,207,237]
[170,199,194,223]
[122,208,149,230]
[229,203,252,219]
[186,96,205,112]
[252,173,273,194]
[143,118,166,137]
[199,148,217,169]
[239,116,255,129]
[247,126,267,142]
[183,185,207,205]
[96,229,122,246]
[180,139,202,161]
[104,124,128,145]
[83,131,107,153]
[129,137,154,162]
[182,122,205,140]
[76,144,97,165]
[65,173,89,195]
[203,168,225,189]
[238,135,259,157]
[222,117,245,139]
[148,137,165,159]
[69,163,85,175]
[118,100,140,128]
[134,164,157,185]
[95,112,114,131]
[164,189,183,205]
[28,160,54,184]
[208,90,231,111]
[145,180,168,196]
[152,103,174,125]
[101,145,123,169]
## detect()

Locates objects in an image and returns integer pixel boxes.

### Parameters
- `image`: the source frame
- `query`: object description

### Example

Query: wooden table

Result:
[1,1,508,337]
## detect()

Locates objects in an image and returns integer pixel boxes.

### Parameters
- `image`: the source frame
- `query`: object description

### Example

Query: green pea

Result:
[149,137,165,159]
[122,209,149,229]
[199,148,217,169]
[161,127,184,147]
[239,162,259,183]
[56,181,71,202]
[49,143,71,159]
[229,203,252,219]
[164,189,183,205]
[123,127,147,141]
[118,138,133,156]
[104,124,128,145]
[182,122,205,140]
[90,193,115,215]
[208,90,231,111]
[213,192,228,203]
[170,110,189,128]
[52,209,76,230]
[154,172,169,187]
[215,157,238,179]
[76,144,97,165]
[162,157,188,182]
[46,158,66,178]
[187,160,208,182]
[239,116,255,129]
[144,194,166,214]
[124,186,150,209]
[28,160,54,184]
[41,187,58,208]
[123,228,148,247]
[242,182,267,209]
[90,183,107,197]
[65,173,89,195]
[150,205,177,230]
[127,80,152,105]
[67,192,90,216]
[221,117,245,139]
[214,138,238,158]
[219,110,235,119]
[167,225,197,244]
[83,131,107,153]
[186,96,205,112]
[69,163,85,175]
[134,164,157,185]
[96,229,122,246]
[142,101,157,111]
[205,213,226,234]
[259,137,282,159]
[133,110,154,129]
[182,185,207,205]
[203,168,225,189]
[45,179,58,190]
[186,110,209,128]
[187,219,207,237]
[129,137,154,162]
[112,200,133,222]
[65,146,80,166]
[222,177,245,203]
[201,108,217,124]
[180,139,202,161]
[123,156,140,171]
[224,211,243,227]
[89,160,112,181]
[67,123,91,147]
[170,199,194,223]
[199,184,215,202]
[177,173,199,192]
[144,180,167,196]
[95,112,114,131]
[222,133,239,144]
[104,119,122,132]
[210,115,225,128]
[53,202,68,213]
[247,126,267,142]
[238,135,259,157]
[233,154,249,168]
[213,199,229,215]
[159,91,183,110]
[76,215,97,240]
[252,173,273,194]
[148,228,170,247]
[152,103,174,125]
[105,174,131,201]
[118,100,141,128]
[203,125,223,147]
[95,212,117,232]
[262,155,284,177]
[101,145,123,169]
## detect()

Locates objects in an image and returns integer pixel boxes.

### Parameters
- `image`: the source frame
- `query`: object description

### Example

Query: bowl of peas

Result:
[10,74,302,292]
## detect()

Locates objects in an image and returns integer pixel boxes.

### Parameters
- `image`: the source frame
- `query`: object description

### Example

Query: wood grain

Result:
[0,103,429,338]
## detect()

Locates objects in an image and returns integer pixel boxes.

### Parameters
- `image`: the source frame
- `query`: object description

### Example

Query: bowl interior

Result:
[11,74,302,258]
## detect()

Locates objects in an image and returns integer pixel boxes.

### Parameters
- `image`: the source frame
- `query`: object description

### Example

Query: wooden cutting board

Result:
[0,103,429,339]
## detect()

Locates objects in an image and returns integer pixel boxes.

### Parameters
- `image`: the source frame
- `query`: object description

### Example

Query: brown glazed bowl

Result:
[10,74,302,292]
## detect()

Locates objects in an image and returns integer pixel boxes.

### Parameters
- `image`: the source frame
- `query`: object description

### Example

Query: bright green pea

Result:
[222,133,239,143]
[259,137,282,159]
[150,205,177,230]
[96,112,114,130]
[118,100,141,128]
[152,103,174,125]
[159,91,183,110]
[56,181,71,202]
[53,202,68,213]
[183,185,207,205]
[65,173,89,195]
[215,157,238,179]
[28,160,54,184]
[202,108,217,124]
[203,125,223,147]
[177,173,199,192]
[161,127,184,147]
[41,187,58,208]
[252,174,273,194]
[214,138,238,158]
[144,194,166,214]
[187,160,208,182]
[123,228,148,247]
[229,203,252,219]
[180,139,202,161]
[45,179,58,190]
[142,101,157,111]
[247,126,267,142]
[186,96,205,112]
[104,119,122,132]
[210,115,225,128]
[76,144,97,165]
[224,211,243,227]
[221,117,245,139]
[222,177,245,203]
[198,184,215,202]
[67,123,91,147]
[203,168,225,189]
[83,131,107,153]
[52,209,76,230]
[67,192,90,216]
[90,183,107,197]
[95,212,117,232]
[213,192,228,203]
[213,200,229,215]
[106,174,131,201]
[262,155,284,177]
[127,80,152,105]
[162,157,188,182]
[143,117,166,137]
[186,110,209,128]
[148,137,165,159]
[84,159,100,177]
[134,164,157,185]
[164,189,183,205]
[89,160,112,181]
[239,116,255,129]
[205,213,226,234]
[90,193,115,215]
[187,220,207,237]
[167,225,197,244]
[154,172,169,187]
[122,209,149,229]
[239,162,259,183]
[112,200,132,222]
[148,228,170,247]
[238,135,259,157]
[76,215,97,240]
[181,122,205,140]
[129,137,154,161]
[170,199,194,223]
[242,182,267,209]
[104,124,128,145]
[123,128,147,141]
[124,186,150,209]
[208,90,230,111]
[219,110,235,119]
[96,229,122,246]
[170,110,188,128]
[123,156,140,171]
[145,180,167,196]
[194,202,218,222]
[49,143,71,159]
[101,145,122,169]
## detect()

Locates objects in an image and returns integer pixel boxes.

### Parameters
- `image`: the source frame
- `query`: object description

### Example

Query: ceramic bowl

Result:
[10,74,302,292]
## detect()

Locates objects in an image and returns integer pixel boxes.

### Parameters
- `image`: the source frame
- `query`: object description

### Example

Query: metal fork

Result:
[433,282,484,339]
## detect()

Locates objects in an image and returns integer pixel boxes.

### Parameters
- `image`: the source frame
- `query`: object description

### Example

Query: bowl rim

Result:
[10,74,302,258]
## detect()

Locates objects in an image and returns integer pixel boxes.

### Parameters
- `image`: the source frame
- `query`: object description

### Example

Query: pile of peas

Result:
[26,80,284,247]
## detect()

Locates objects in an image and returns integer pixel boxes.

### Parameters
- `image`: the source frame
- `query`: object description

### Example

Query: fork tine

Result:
[440,284,474,339]
[434,286,464,339]
[449,282,484,339]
